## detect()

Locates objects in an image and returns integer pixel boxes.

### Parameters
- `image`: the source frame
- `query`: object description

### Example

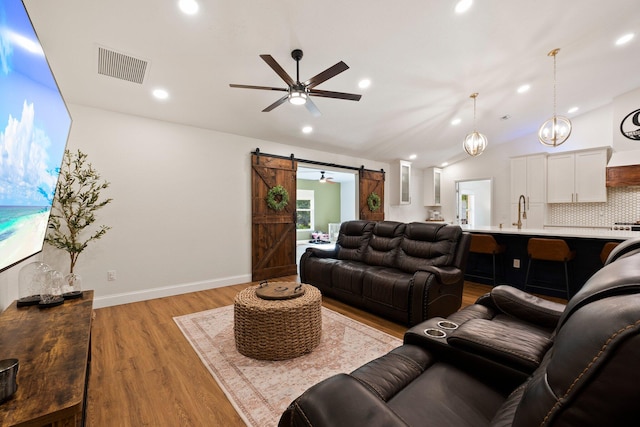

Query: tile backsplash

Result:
[547,187,640,226]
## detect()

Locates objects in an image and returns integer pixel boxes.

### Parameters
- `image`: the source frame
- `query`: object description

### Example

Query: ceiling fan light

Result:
[319,172,326,183]
[289,91,307,105]
[463,131,487,157]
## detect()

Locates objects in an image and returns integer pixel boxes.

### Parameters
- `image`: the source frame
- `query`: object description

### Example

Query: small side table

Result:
[234,283,322,360]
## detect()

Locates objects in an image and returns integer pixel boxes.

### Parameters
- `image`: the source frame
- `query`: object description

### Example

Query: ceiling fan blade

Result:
[262,95,289,112]
[310,89,362,101]
[260,54,295,87]
[229,84,288,92]
[305,97,321,117]
[305,61,349,88]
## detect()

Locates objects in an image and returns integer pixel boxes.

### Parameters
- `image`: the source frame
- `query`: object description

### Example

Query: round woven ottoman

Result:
[234,283,322,360]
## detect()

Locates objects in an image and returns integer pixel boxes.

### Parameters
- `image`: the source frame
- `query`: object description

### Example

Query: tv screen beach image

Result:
[0,0,71,271]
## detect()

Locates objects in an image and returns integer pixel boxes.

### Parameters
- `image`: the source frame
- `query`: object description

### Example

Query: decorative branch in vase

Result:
[45,149,112,296]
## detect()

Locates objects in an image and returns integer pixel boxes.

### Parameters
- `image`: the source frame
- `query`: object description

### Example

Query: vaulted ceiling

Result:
[23,0,640,168]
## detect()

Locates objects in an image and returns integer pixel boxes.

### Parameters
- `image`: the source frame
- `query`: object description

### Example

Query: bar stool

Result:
[525,238,575,299]
[600,242,620,265]
[468,234,506,285]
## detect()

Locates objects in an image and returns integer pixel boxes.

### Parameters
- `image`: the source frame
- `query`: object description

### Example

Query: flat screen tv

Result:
[0,0,71,272]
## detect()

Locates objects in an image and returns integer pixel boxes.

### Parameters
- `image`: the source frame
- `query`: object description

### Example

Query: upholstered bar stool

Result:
[525,238,575,299]
[467,234,506,285]
[600,241,620,265]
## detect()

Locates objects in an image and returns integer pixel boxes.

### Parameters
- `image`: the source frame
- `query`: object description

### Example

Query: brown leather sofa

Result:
[280,245,640,426]
[300,220,471,326]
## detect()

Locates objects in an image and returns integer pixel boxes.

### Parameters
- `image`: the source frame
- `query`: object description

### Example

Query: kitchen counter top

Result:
[460,225,637,240]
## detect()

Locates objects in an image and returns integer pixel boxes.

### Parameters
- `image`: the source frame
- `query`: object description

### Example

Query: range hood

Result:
[607,150,640,187]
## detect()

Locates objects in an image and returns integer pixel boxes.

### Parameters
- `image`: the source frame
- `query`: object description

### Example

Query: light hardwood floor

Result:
[85,279,564,426]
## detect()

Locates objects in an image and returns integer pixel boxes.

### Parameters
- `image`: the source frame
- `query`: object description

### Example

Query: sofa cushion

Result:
[336,220,374,262]
[330,260,370,298]
[396,223,462,273]
[388,363,506,427]
[362,268,414,323]
[300,256,341,290]
[364,221,406,267]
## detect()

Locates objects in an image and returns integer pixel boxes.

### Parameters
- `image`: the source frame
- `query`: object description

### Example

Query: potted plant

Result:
[45,149,112,295]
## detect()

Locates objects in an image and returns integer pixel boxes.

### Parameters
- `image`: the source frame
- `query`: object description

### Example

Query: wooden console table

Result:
[0,290,94,427]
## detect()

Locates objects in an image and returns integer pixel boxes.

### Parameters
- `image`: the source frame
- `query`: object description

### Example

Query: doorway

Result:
[456,178,492,227]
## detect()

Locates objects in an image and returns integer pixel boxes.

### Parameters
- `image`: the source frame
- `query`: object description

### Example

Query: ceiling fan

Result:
[229,49,362,117]
[319,171,337,184]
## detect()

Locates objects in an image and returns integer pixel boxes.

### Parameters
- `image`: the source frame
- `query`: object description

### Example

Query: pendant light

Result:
[463,93,488,157]
[538,48,572,146]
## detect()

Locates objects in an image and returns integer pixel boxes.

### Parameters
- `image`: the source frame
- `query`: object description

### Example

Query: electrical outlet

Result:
[107,270,117,281]
[513,259,520,269]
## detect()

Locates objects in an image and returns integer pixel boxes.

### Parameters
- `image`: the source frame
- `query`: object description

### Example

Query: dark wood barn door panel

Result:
[359,169,385,221]
[251,153,298,281]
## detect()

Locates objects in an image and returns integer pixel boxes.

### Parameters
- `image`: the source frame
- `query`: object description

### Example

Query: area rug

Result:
[174,305,402,427]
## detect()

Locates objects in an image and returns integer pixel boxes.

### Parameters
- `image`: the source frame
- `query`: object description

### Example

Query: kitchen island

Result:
[461,225,637,299]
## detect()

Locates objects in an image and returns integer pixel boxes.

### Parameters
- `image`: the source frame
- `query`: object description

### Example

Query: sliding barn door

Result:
[251,153,298,281]
[359,169,385,221]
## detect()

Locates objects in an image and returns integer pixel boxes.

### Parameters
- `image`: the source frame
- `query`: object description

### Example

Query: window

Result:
[296,190,314,230]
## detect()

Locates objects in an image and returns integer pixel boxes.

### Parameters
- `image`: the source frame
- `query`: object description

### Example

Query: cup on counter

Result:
[0,358,19,403]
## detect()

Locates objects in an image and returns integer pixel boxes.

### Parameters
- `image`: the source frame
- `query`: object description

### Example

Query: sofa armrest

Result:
[490,285,565,329]
[447,318,553,374]
[278,374,409,427]
[304,246,339,258]
[420,265,462,285]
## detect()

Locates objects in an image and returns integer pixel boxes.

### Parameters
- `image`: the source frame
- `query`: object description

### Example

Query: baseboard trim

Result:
[93,274,252,309]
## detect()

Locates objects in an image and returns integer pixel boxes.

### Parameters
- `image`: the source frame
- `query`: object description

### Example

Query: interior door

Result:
[251,153,298,281]
[359,169,385,221]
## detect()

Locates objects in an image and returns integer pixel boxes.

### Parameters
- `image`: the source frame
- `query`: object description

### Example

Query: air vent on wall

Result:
[97,46,148,84]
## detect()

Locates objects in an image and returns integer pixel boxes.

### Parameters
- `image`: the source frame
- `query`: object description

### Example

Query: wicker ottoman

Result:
[234,283,322,360]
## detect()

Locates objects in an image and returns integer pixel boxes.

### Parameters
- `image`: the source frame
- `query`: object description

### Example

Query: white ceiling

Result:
[23,0,640,169]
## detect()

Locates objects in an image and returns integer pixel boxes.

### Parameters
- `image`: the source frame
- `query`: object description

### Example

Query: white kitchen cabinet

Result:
[390,160,411,205]
[510,154,546,229]
[423,167,442,206]
[547,148,608,203]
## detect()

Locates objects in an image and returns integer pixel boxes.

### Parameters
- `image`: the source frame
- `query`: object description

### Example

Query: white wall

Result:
[0,104,388,310]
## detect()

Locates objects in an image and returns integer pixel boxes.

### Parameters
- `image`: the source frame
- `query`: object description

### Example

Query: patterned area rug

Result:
[174,305,402,427]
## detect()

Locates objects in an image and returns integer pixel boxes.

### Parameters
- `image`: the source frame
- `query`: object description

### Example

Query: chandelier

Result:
[538,48,572,146]
[463,93,488,157]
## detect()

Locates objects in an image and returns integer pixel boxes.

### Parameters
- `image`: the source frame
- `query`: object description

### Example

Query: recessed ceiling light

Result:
[302,126,313,134]
[616,33,634,46]
[441,162,449,167]
[517,84,530,94]
[409,154,417,160]
[451,118,462,125]
[455,0,473,14]
[152,89,169,100]
[178,0,199,15]
[358,79,371,89]
[567,106,579,114]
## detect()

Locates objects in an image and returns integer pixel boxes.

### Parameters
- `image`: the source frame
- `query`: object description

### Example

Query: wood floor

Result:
[85,278,564,426]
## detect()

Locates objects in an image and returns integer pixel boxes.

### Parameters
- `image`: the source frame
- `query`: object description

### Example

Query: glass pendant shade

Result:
[463,93,487,157]
[463,131,488,156]
[538,48,571,147]
[538,115,572,146]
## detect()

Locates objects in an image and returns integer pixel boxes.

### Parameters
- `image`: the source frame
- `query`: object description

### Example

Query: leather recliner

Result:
[279,249,640,426]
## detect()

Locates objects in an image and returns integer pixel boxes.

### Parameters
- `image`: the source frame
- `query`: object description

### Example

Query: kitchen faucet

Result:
[513,194,527,230]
